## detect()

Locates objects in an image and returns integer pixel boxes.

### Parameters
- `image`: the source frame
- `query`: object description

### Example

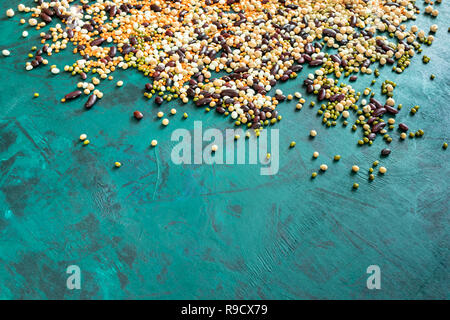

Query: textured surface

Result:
[0,1,449,299]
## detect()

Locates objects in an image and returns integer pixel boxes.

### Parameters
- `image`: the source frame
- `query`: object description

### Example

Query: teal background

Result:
[0,1,448,299]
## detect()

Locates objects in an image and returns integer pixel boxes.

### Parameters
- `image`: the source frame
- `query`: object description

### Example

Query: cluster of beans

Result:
[9,0,442,148]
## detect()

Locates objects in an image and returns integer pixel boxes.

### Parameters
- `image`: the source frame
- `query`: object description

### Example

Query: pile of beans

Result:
[9,0,439,142]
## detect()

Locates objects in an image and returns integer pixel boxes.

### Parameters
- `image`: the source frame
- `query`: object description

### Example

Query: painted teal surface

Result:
[0,1,449,300]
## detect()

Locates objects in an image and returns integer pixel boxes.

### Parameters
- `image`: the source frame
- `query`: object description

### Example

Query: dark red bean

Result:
[40,12,52,23]
[109,46,117,57]
[150,4,162,12]
[155,96,163,105]
[398,123,409,131]
[385,105,399,114]
[109,6,117,17]
[323,29,337,37]
[330,93,345,102]
[90,37,105,47]
[349,75,357,81]
[373,108,387,117]
[64,90,82,101]
[318,88,326,101]
[195,97,212,107]
[371,122,386,133]
[84,94,97,109]
[309,59,323,66]
[133,111,143,120]
[216,107,226,114]
[381,148,391,156]
[42,8,54,16]
[220,89,239,97]
[370,98,383,109]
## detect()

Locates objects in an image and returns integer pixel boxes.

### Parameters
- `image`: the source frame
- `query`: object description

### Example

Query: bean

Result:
[84,94,98,109]
[371,122,386,133]
[398,123,409,131]
[90,38,105,47]
[133,111,143,120]
[64,90,82,101]
[195,97,212,107]
[155,96,163,105]
[220,89,239,97]
[150,4,162,12]
[40,12,52,23]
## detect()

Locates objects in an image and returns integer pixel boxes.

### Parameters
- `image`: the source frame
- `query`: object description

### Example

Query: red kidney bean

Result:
[371,122,386,133]
[330,93,345,102]
[133,111,143,120]
[309,59,323,66]
[220,89,239,97]
[90,38,105,47]
[84,94,97,109]
[150,4,162,12]
[398,123,409,131]
[155,96,163,105]
[381,148,391,156]
[373,108,387,117]
[195,97,212,107]
[40,12,52,23]
[370,98,383,108]
[64,90,82,101]
[323,29,337,37]
[216,107,226,114]
[318,88,326,101]
[109,46,117,57]
[109,5,117,17]
[385,105,399,114]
